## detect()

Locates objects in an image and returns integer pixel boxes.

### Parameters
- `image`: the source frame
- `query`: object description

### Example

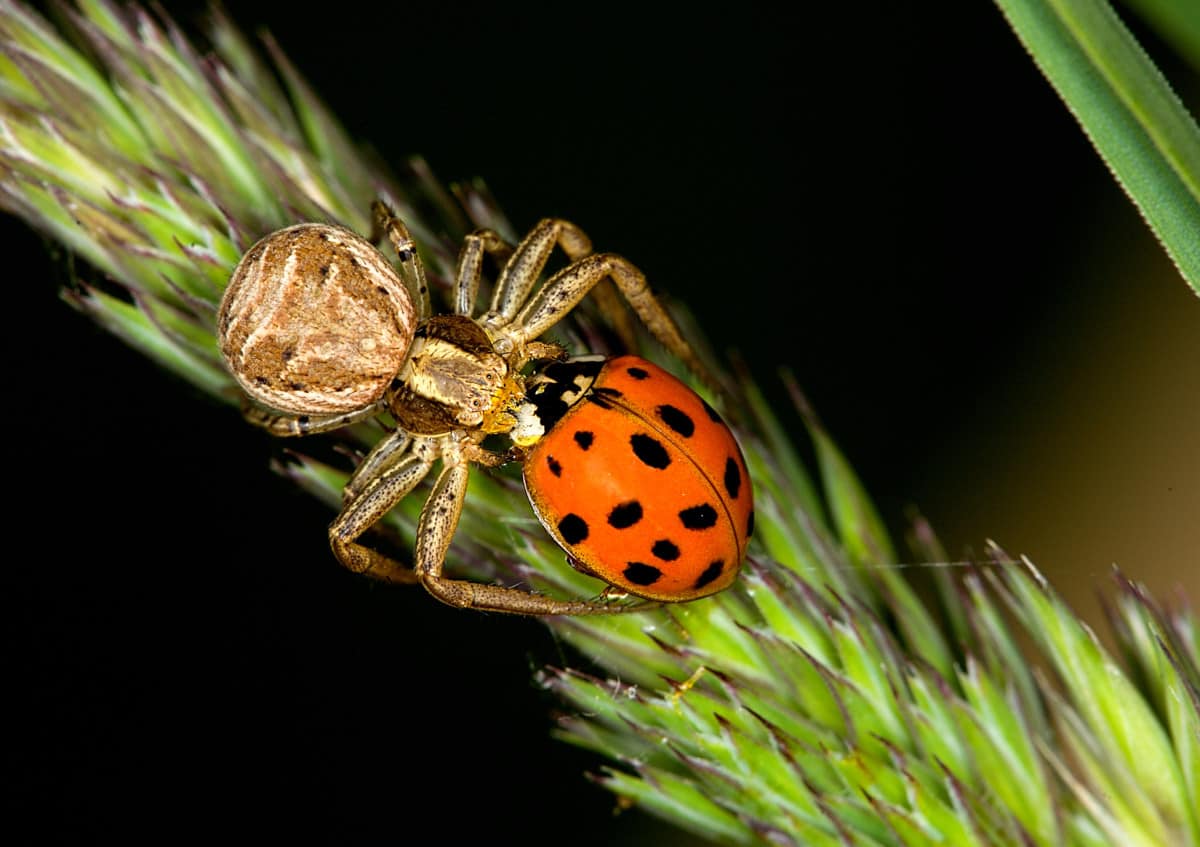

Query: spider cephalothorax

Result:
[385,314,523,435]
[218,204,746,615]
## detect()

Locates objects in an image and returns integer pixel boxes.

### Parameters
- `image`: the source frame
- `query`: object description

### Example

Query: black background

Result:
[9,2,1196,843]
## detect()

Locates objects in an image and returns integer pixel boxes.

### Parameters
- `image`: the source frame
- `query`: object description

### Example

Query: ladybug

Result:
[520,354,754,602]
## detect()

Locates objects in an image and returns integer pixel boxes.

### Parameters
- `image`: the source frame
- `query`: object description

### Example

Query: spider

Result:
[217,203,726,615]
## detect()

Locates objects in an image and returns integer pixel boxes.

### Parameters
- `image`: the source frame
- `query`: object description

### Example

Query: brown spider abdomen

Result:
[218,223,417,415]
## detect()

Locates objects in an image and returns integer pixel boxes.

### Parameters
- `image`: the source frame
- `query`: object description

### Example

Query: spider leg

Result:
[512,253,716,389]
[453,229,512,317]
[485,218,592,326]
[372,200,432,321]
[242,400,383,437]
[343,428,412,502]
[328,444,436,584]
[584,274,640,352]
[412,459,656,616]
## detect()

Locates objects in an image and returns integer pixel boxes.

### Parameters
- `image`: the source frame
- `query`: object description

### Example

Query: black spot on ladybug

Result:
[694,559,724,589]
[626,366,649,380]
[623,562,662,586]
[724,457,742,499]
[651,539,680,561]
[657,404,695,438]
[701,398,724,424]
[608,500,643,529]
[547,455,562,477]
[631,433,671,469]
[747,509,755,538]
[558,514,588,544]
[679,503,718,529]
[573,431,594,450]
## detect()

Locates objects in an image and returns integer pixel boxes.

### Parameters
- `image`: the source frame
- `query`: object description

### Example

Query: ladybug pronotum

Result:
[218,203,751,615]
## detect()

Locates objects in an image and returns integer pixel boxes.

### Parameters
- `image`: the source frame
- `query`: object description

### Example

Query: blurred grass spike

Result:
[3,1,1198,844]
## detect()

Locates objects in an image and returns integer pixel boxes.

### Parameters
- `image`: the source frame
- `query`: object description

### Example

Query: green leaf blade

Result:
[995,0,1200,296]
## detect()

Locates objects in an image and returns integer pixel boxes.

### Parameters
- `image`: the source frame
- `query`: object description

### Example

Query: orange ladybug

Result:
[521,355,753,602]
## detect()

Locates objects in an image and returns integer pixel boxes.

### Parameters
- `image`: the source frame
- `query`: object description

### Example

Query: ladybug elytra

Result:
[522,355,753,602]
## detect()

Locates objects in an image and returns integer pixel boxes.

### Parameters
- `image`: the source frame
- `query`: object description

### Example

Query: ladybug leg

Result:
[328,440,438,585]
[241,398,384,437]
[413,456,656,616]
[453,228,513,317]
[512,254,717,389]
